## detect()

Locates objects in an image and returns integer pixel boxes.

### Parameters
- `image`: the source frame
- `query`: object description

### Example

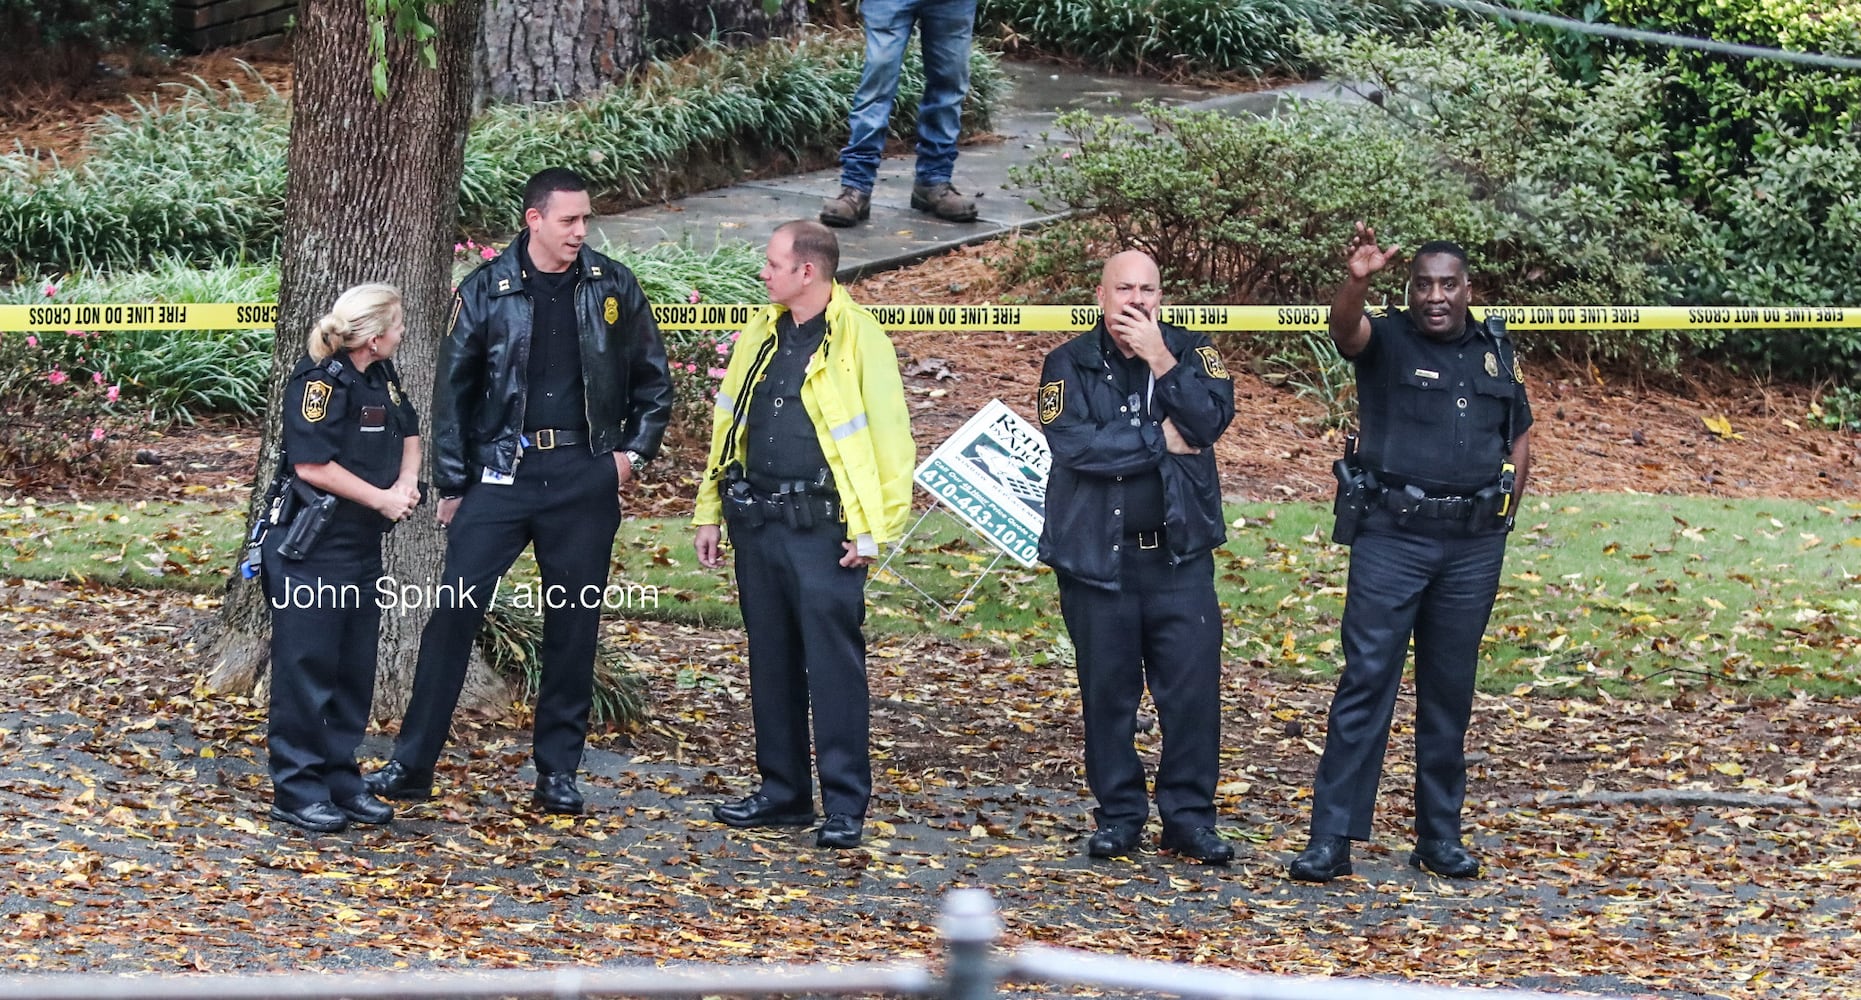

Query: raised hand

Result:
[1345,221,1401,281]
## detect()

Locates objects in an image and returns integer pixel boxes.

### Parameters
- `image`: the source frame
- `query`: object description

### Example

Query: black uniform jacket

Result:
[433,231,674,495]
[1036,321,1235,590]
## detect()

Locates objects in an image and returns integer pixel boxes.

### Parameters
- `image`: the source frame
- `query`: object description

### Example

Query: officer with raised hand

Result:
[1037,249,1237,865]
[1290,224,1533,883]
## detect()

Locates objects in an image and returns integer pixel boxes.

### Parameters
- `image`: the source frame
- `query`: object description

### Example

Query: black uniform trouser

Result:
[1309,509,1508,842]
[728,512,871,818]
[393,445,621,776]
[1057,546,1221,833]
[263,517,384,811]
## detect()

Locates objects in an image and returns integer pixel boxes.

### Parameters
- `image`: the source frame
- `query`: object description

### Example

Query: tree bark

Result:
[477,0,646,105]
[644,0,808,49]
[203,0,513,724]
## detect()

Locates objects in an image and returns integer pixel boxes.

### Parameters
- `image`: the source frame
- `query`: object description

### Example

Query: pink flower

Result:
[708,367,728,379]
[66,328,86,338]
[716,343,729,354]
[106,385,120,403]
[480,246,498,260]
[684,363,698,373]
[47,369,68,385]
[453,243,465,253]
[92,371,104,384]
[90,427,106,443]
[41,282,57,298]
[25,335,37,347]
[688,289,702,304]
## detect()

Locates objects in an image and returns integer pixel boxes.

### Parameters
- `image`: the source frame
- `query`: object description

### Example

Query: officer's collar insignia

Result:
[1484,352,1499,378]
[589,265,602,277]
[1196,345,1230,380]
[1039,380,1064,425]
[498,278,511,292]
[302,380,332,423]
[603,295,620,325]
[387,380,402,406]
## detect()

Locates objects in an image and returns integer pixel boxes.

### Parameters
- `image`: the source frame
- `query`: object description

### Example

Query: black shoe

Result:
[816,814,863,849]
[334,792,394,826]
[533,772,585,815]
[1409,838,1481,878]
[1289,835,1352,882]
[1086,822,1142,859]
[362,760,433,801]
[269,801,348,834]
[712,792,815,829]
[1161,825,1235,865]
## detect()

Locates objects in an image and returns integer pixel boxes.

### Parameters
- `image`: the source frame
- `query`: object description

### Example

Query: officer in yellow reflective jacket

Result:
[693,220,915,850]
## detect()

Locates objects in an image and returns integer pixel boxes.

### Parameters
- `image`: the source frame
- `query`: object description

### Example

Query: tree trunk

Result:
[644,0,808,49]
[477,0,646,105]
[203,0,513,724]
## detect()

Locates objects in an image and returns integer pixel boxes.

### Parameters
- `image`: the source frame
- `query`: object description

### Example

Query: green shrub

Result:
[0,34,1007,275]
[1500,1,1861,204]
[976,0,1421,76]
[1010,26,1719,367]
[0,321,134,484]
[1008,102,1483,304]
[0,257,277,423]
[1694,131,1861,380]
[0,0,171,93]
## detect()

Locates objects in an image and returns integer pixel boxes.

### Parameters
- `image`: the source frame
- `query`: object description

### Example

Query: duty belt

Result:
[1378,484,1475,520]
[1123,528,1164,550]
[523,428,585,450]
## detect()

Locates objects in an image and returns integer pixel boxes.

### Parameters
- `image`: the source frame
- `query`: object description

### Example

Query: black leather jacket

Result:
[433,232,673,495]
[1036,322,1235,589]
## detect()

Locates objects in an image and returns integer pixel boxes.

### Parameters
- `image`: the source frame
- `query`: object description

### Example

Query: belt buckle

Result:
[1138,530,1160,550]
[533,428,557,450]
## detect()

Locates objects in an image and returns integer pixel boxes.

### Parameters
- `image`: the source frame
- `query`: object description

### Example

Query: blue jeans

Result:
[838,0,977,192]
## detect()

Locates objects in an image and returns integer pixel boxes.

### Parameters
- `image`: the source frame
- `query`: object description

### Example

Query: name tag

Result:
[359,405,387,432]
[1414,368,1440,380]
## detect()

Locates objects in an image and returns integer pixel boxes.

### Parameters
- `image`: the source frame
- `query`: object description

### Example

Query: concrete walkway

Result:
[587,61,1365,279]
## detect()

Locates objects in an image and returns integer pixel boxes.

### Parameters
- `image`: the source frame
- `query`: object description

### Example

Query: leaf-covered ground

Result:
[3,579,1860,996]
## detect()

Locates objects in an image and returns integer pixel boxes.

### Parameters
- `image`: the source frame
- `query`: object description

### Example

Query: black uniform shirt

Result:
[746,311,830,489]
[282,351,419,519]
[1353,309,1533,495]
[522,250,588,434]
[1099,328,1167,534]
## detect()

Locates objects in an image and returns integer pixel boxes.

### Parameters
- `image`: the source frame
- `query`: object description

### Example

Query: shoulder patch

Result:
[603,295,620,325]
[1195,345,1230,379]
[1039,380,1064,425]
[302,379,332,423]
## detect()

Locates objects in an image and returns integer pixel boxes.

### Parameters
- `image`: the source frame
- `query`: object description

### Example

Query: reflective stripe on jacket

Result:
[694,284,915,551]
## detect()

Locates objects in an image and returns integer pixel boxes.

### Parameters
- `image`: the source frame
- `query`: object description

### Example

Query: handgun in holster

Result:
[721,463,765,528]
[276,486,338,561]
[239,466,299,579]
[1330,432,1375,546]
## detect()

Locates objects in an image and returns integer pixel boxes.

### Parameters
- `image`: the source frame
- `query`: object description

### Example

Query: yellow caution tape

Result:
[0,301,1852,332]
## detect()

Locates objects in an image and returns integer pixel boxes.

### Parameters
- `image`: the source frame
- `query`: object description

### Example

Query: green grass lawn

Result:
[5,494,1856,698]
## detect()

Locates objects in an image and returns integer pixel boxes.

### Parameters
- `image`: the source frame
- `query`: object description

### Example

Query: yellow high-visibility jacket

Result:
[694,284,915,555]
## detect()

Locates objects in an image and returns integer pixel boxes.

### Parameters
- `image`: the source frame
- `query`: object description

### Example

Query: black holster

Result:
[1331,435,1375,546]
[276,488,338,561]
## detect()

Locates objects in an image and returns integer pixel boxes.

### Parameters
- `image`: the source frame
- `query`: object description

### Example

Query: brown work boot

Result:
[819,185,871,227]
[910,181,979,223]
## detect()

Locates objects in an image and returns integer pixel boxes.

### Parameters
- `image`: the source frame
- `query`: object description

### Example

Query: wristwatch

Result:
[624,449,649,473]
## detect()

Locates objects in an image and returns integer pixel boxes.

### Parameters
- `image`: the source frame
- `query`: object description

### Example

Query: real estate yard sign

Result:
[913,399,1050,567]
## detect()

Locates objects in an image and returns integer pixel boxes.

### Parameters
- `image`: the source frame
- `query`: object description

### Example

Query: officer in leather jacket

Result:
[366,168,673,815]
[1037,250,1237,865]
